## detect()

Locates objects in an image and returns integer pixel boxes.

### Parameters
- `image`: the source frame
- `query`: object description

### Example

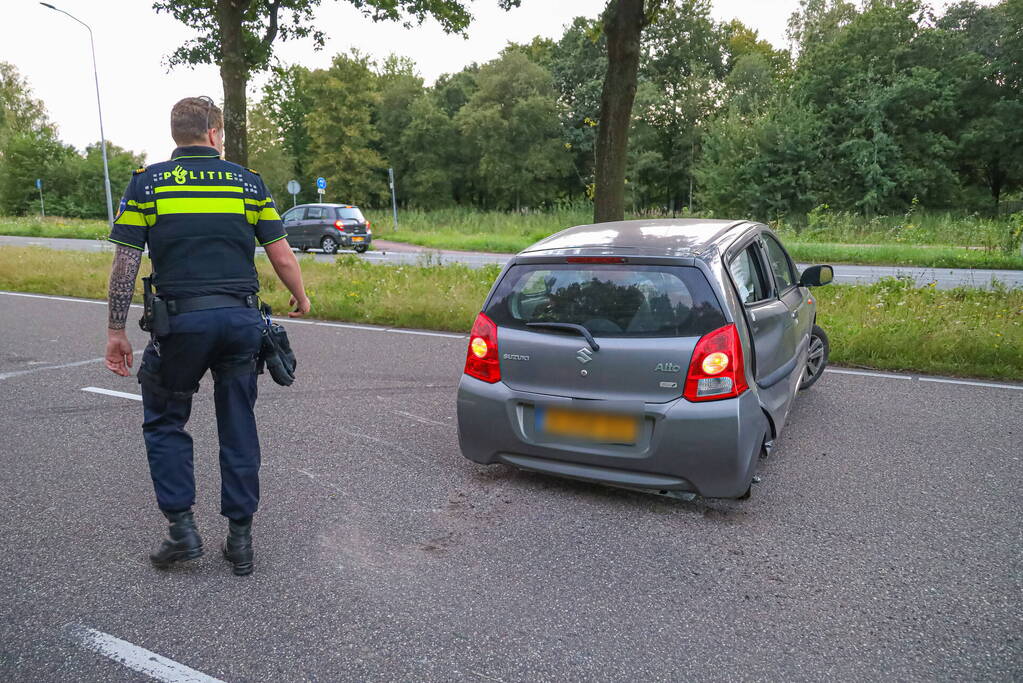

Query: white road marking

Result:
[0,290,141,308]
[313,321,387,332]
[396,410,447,427]
[824,368,1023,391]
[82,386,143,401]
[0,357,106,381]
[824,368,913,380]
[64,624,223,683]
[918,377,1023,391]
[385,328,465,339]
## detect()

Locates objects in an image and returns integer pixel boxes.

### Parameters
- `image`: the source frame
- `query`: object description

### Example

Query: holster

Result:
[257,303,297,387]
[139,276,170,338]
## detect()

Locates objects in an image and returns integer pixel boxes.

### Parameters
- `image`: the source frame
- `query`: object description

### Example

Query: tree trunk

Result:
[217,0,249,166]
[989,158,1003,216]
[593,0,648,224]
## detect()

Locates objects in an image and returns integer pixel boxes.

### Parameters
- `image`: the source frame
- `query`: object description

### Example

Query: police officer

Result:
[104,96,310,576]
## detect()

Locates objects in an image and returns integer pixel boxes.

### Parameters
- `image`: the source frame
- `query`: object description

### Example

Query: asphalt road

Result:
[2,234,1021,290]
[1,291,1020,681]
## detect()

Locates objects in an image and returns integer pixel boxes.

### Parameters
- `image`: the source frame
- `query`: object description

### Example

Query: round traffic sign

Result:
[316,177,327,190]
[287,180,300,195]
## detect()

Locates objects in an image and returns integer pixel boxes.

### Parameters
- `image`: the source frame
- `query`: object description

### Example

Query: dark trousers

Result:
[138,306,264,521]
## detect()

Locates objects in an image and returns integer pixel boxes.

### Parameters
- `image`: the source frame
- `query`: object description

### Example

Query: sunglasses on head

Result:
[198,95,215,132]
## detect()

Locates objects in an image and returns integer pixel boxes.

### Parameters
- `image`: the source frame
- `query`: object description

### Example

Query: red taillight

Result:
[334,220,345,231]
[464,312,500,383]
[683,324,748,402]
[566,257,627,264]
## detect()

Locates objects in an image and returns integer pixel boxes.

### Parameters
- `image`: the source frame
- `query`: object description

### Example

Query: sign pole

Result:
[388,168,399,233]
[36,178,45,218]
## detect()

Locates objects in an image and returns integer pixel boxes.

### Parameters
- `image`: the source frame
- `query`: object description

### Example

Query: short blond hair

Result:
[170,97,224,145]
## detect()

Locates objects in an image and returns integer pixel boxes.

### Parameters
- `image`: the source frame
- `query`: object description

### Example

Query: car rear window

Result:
[336,207,365,221]
[485,264,726,338]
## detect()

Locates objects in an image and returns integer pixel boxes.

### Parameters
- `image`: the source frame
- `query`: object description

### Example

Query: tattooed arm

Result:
[105,244,143,376]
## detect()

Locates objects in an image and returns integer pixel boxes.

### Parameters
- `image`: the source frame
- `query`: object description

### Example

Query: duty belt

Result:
[165,294,260,316]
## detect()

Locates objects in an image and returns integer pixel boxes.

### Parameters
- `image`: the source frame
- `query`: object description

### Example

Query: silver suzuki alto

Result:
[456,219,833,499]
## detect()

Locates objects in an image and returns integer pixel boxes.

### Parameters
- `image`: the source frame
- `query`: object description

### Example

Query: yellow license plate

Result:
[539,408,638,444]
[352,236,365,242]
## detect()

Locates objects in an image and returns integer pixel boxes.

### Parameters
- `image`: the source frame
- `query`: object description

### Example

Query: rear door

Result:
[484,262,727,404]
[281,207,306,247]
[726,239,796,430]
[760,232,809,394]
[303,206,327,245]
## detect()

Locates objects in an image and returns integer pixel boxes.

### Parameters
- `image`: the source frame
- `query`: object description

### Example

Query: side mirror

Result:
[799,264,834,287]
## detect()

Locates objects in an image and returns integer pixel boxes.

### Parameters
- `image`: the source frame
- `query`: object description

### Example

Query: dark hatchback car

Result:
[281,203,372,254]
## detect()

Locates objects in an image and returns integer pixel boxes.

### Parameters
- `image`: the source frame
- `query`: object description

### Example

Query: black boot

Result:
[221,518,253,576]
[150,510,203,568]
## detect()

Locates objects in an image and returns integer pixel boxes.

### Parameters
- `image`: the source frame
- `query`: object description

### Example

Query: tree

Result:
[247,101,298,201]
[455,50,571,210]
[154,0,519,166]
[940,0,1023,212]
[305,53,387,205]
[638,0,726,212]
[373,55,425,205]
[545,17,607,199]
[0,62,52,152]
[258,64,315,201]
[593,0,662,223]
[399,92,460,205]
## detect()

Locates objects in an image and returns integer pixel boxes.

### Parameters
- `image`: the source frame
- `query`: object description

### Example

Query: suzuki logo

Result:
[576,347,593,364]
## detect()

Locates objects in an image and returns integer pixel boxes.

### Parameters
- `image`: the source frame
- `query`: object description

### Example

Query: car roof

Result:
[291,203,361,209]
[519,218,754,258]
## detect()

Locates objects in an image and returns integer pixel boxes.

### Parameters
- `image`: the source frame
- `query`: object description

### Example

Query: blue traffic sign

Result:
[316,177,327,190]
[35,178,42,190]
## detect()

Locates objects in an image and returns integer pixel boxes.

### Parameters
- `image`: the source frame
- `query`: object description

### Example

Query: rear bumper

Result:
[456,376,768,498]
[342,234,371,247]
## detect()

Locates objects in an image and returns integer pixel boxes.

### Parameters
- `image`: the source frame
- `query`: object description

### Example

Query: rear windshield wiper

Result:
[526,322,600,352]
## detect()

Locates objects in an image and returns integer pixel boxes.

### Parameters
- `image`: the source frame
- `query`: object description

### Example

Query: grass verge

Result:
[4,213,1022,270]
[0,246,1019,381]
[0,216,108,240]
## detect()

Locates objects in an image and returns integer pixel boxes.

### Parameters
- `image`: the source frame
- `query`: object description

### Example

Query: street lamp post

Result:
[40,2,115,229]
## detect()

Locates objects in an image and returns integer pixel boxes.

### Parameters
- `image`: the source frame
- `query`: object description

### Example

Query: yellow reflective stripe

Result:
[154,185,243,194]
[246,209,259,225]
[258,206,281,222]
[127,199,154,210]
[107,237,144,250]
[155,197,245,215]
[114,210,148,227]
[248,197,273,206]
[260,234,288,246]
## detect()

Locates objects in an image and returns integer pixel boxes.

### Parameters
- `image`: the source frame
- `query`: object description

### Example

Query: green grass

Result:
[814,277,1023,381]
[4,210,1022,269]
[785,242,1023,270]
[365,208,1023,269]
[0,216,108,240]
[0,246,1019,381]
[774,208,1023,251]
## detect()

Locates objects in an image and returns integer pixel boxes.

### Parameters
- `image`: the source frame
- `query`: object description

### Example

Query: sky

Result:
[1,0,988,165]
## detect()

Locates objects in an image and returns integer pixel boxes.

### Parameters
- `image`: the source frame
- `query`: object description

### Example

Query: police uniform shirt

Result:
[108,145,287,300]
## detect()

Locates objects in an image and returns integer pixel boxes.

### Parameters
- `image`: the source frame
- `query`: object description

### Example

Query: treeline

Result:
[251,0,1022,219]
[2,0,1021,221]
[0,63,142,218]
